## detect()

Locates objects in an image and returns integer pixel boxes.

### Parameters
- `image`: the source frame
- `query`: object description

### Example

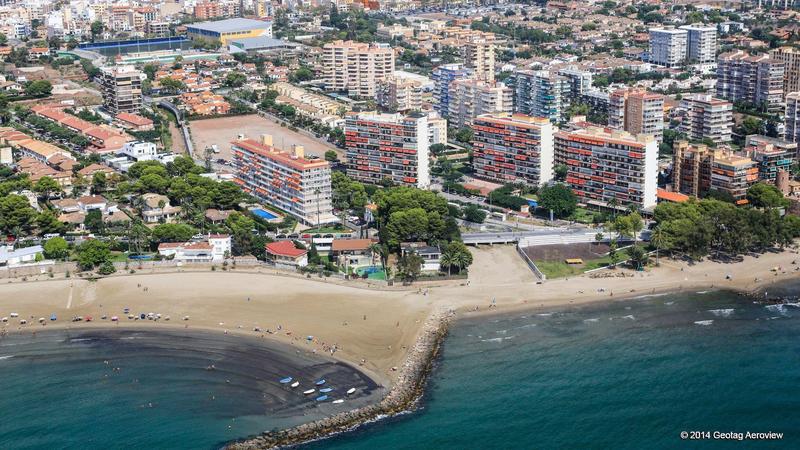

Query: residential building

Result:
[322,40,395,98]
[786,92,800,144]
[119,141,157,161]
[557,67,593,104]
[377,75,424,112]
[744,135,798,184]
[649,27,688,68]
[158,235,232,263]
[330,238,376,269]
[716,51,785,113]
[447,79,512,129]
[431,64,472,118]
[400,242,441,273]
[554,126,659,210]
[679,94,733,143]
[427,111,448,145]
[100,66,144,115]
[271,82,349,125]
[140,193,181,223]
[472,113,555,186]
[769,47,800,98]
[265,241,308,269]
[232,135,336,225]
[679,24,718,64]
[513,70,569,124]
[462,37,495,83]
[0,245,44,267]
[672,141,714,197]
[344,111,430,188]
[608,89,665,142]
[115,112,154,131]
[711,153,758,204]
[145,22,170,38]
[186,18,272,45]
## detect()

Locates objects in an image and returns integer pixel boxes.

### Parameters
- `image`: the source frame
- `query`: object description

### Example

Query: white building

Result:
[786,92,800,144]
[157,235,232,263]
[119,141,157,161]
[649,27,688,68]
[679,24,718,64]
[0,245,44,267]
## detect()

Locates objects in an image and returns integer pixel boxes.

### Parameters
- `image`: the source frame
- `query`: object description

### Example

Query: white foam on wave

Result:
[0,355,13,360]
[68,338,93,343]
[784,302,800,308]
[694,320,714,326]
[664,301,675,306]
[633,293,669,299]
[765,304,788,315]
[480,336,515,343]
[583,318,600,323]
[510,323,537,331]
[696,290,711,294]
[536,313,553,317]
[496,329,507,335]
[708,308,735,318]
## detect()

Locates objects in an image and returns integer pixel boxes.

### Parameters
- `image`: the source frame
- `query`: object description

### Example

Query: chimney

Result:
[292,144,305,159]
[261,134,273,147]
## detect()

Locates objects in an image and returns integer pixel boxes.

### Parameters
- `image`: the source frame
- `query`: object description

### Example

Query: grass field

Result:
[534,249,632,279]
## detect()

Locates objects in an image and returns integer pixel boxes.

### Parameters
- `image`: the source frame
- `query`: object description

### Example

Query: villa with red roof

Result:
[265,241,308,269]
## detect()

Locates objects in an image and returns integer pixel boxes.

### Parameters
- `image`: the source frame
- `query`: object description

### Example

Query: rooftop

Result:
[188,18,272,34]
[266,241,307,258]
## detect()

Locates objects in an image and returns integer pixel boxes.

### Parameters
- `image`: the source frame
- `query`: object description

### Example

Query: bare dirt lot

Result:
[188,114,336,162]
[522,242,611,262]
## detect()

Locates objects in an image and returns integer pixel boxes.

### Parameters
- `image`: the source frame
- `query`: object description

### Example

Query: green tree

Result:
[440,241,473,275]
[462,204,487,223]
[76,239,111,271]
[159,77,186,94]
[224,72,247,88]
[554,164,568,182]
[628,244,648,270]
[91,172,107,194]
[455,127,473,143]
[37,210,65,235]
[90,21,104,40]
[25,80,53,97]
[97,260,116,275]
[84,209,104,233]
[151,223,195,242]
[538,184,577,219]
[33,176,61,200]
[43,236,69,260]
[746,182,789,209]
[0,194,37,235]
[397,253,423,283]
[650,225,666,265]
[324,150,339,162]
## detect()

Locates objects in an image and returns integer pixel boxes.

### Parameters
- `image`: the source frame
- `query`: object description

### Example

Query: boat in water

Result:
[290,381,300,388]
[315,395,328,402]
[279,377,293,384]
[332,399,344,404]
[319,388,333,393]
[346,388,356,395]
[315,379,326,386]
[303,388,316,395]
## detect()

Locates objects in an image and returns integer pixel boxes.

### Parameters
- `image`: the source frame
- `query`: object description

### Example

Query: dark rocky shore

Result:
[226,310,454,450]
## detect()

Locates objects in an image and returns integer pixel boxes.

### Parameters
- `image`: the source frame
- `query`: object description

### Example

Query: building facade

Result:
[744,135,798,184]
[672,141,714,197]
[513,70,569,124]
[472,113,555,186]
[100,66,144,115]
[786,92,800,144]
[447,79,512,129]
[554,126,658,210]
[711,153,758,204]
[716,51,785,113]
[679,94,733,143]
[232,135,336,225]
[649,27,688,68]
[186,18,272,45]
[608,89,665,142]
[431,63,472,118]
[322,40,395,98]
[462,37,495,83]
[679,24,718,64]
[376,75,424,112]
[769,47,800,98]
[344,112,430,188]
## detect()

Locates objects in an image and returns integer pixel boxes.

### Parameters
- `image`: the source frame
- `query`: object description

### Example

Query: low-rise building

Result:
[140,193,181,223]
[400,242,441,273]
[265,240,308,269]
[744,135,797,184]
[157,234,232,263]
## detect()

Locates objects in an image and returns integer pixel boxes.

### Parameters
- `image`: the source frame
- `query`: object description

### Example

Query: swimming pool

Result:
[252,208,278,220]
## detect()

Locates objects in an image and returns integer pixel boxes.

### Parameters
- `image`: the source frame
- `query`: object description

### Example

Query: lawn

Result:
[303,225,351,234]
[534,248,632,279]
[569,206,599,224]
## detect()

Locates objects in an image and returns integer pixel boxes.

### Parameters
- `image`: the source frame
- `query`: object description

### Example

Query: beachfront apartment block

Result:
[673,141,714,198]
[232,135,336,226]
[447,79,513,129]
[513,70,570,124]
[679,94,733,143]
[679,24,718,64]
[786,92,800,144]
[716,51,785,114]
[344,111,430,189]
[554,126,658,210]
[649,27,688,68]
[608,89,665,142]
[711,153,758,204]
[770,47,800,98]
[431,64,472,118]
[100,66,144,115]
[744,135,798,184]
[322,40,395,98]
[472,113,555,186]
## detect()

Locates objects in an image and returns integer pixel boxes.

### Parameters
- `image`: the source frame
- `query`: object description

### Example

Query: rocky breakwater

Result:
[226,310,455,450]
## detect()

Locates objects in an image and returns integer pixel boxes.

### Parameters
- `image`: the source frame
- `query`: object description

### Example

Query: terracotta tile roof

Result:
[266,240,307,258]
[116,112,153,127]
[657,189,690,203]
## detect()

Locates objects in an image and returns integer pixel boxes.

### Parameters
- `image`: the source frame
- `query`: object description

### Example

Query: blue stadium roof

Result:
[187,18,272,34]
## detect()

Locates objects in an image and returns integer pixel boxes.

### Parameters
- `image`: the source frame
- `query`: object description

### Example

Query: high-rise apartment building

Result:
[679,94,733,143]
[557,67,593,104]
[672,141,714,197]
[608,89,665,142]
[472,113,555,186]
[447,80,512,129]
[649,27,688,68]
[711,153,758,204]
[769,47,800,98]
[344,112,430,188]
[232,135,336,225]
[554,126,659,210]
[786,92,800,144]
[462,37,495,82]
[100,66,144,115]
[322,40,395,98]
[716,51,785,113]
[744,135,798,184]
[513,70,569,124]
[376,75,424,112]
[679,24,718,64]
[431,64,472,118]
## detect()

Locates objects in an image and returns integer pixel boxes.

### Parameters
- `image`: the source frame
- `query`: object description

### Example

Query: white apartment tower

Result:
[322,40,395,98]
[649,27,688,68]
[100,66,144,114]
[679,24,718,64]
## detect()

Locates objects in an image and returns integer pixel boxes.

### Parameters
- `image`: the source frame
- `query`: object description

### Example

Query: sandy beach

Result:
[2,245,800,387]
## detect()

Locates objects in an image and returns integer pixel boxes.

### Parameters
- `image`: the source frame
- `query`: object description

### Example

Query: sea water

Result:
[308,285,800,449]
[0,329,381,450]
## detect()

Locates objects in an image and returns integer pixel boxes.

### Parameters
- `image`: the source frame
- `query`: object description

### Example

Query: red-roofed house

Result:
[656,188,690,203]
[115,112,154,131]
[266,241,308,268]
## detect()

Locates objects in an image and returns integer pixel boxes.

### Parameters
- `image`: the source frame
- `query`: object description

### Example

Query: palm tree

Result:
[440,251,454,276]
[451,250,470,275]
[608,198,619,219]
[369,243,388,273]
[650,226,666,266]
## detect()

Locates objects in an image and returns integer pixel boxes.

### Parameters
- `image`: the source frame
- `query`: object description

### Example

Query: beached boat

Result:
[319,388,333,393]
[19,319,26,324]
[9,313,18,318]
[303,388,316,395]
[279,377,293,384]
[315,395,328,402]
[111,316,119,322]
[346,388,356,395]
[50,314,56,321]
[290,381,300,388]
[315,379,326,386]
[1,317,7,322]
[332,399,344,404]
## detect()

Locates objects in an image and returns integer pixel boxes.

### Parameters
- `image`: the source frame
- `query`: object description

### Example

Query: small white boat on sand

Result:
[290,381,300,388]
[332,399,344,404]
[303,388,316,395]
[346,388,356,395]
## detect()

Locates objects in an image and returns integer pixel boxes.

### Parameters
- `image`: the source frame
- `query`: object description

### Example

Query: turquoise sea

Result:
[1,283,799,449]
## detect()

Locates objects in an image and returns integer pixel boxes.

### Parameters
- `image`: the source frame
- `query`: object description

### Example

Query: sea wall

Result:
[226,310,454,450]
